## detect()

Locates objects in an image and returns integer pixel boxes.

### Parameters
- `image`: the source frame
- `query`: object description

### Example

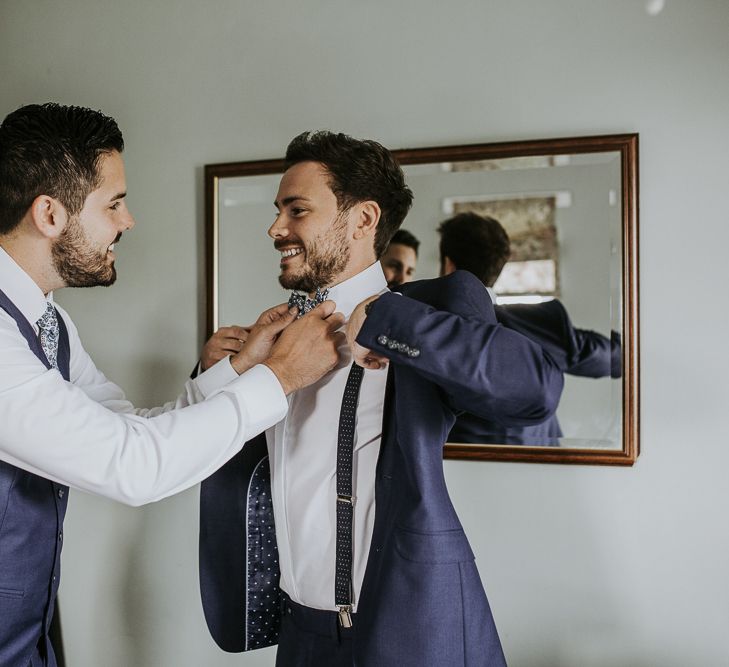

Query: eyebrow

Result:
[110,191,127,202]
[273,195,310,209]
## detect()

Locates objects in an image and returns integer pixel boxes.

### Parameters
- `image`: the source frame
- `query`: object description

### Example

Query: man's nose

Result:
[123,209,136,231]
[268,216,288,240]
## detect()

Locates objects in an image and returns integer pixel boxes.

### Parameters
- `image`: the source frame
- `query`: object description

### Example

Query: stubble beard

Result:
[52,215,117,288]
[278,210,350,293]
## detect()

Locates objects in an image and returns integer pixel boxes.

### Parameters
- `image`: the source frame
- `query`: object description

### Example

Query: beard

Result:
[52,215,117,288]
[278,210,350,293]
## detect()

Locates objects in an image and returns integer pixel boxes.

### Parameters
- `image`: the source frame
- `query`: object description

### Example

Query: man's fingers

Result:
[352,342,388,370]
[257,302,293,325]
[228,325,249,340]
[331,331,347,348]
[326,312,346,332]
[313,300,336,319]
[262,307,297,336]
[216,325,248,341]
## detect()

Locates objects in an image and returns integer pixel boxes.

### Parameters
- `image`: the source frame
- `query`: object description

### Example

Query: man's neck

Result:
[312,255,376,297]
[0,236,60,296]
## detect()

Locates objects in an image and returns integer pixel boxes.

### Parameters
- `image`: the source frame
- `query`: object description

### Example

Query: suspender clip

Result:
[338,605,353,628]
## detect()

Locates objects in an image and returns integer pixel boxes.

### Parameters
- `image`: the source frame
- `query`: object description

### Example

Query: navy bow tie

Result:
[288,287,330,318]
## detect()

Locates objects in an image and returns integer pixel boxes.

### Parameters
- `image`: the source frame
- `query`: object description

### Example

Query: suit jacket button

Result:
[387,339,399,350]
[377,335,389,345]
[408,348,420,358]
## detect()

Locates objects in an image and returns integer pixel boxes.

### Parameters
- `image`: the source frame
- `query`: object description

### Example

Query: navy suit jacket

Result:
[199,271,563,666]
[449,299,621,446]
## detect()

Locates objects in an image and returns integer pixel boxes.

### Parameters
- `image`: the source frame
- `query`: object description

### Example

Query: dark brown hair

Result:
[284,131,413,258]
[389,228,420,257]
[0,103,123,234]
[438,212,511,287]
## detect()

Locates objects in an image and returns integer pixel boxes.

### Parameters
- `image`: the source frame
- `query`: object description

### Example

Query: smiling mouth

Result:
[279,246,304,262]
[107,234,122,255]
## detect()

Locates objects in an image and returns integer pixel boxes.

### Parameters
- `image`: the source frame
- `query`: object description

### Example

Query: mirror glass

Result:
[207,135,638,465]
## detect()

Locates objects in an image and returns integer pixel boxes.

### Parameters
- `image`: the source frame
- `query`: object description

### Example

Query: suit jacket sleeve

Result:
[496,300,622,378]
[569,327,622,378]
[356,275,563,427]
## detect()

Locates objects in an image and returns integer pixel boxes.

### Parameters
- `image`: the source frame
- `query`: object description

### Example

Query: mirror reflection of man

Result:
[380,228,419,288]
[198,131,565,667]
[437,212,621,445]
[0,103,342,667]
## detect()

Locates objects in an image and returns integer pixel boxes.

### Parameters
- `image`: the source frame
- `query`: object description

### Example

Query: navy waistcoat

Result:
[0,288,69,667]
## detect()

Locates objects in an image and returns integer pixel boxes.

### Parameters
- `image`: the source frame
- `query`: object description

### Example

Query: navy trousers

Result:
[275,594,354,667]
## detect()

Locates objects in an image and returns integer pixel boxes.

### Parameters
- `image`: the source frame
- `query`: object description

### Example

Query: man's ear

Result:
[28,195,68,240]
[352,200,381,240]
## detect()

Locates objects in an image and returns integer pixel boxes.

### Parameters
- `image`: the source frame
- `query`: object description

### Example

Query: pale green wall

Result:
[2,1,728,665]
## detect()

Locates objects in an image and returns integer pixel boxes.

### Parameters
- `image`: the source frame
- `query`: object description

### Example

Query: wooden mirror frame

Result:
[205,133,639,466]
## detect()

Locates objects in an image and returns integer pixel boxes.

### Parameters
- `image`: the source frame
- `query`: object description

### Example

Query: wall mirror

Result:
[205,134,638,465]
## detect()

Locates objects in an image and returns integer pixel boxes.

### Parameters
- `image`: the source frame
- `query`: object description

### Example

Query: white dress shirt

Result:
[0,246,287,506]
[268,261,389,612]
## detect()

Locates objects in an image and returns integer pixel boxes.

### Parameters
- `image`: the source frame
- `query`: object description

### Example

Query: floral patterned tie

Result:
[36,301,60,370]
[287,287,330,319]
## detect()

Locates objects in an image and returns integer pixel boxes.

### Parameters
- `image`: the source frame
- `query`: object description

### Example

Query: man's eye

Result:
[110,202,120,211]
[291,208,307,216]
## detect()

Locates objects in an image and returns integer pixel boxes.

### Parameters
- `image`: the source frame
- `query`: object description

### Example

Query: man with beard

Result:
[198,131,564,666]
[0,103,342,667]
[380,228,420,288]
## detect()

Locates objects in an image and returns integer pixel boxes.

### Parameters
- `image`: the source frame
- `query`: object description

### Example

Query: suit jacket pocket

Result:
[394,526,474,564]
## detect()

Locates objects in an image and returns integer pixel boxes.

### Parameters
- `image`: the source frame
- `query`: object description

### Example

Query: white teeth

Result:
[281,247,303,258]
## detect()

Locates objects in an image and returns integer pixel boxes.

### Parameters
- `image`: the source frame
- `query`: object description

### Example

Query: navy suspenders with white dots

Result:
[335,362,364,627]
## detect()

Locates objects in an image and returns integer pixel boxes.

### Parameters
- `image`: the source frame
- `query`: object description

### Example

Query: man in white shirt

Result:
[199,132,564,666]
[0,103,343,667]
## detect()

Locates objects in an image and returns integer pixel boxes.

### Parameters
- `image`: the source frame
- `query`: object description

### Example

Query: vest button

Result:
[58,488,65,499]
[59,532,63,541]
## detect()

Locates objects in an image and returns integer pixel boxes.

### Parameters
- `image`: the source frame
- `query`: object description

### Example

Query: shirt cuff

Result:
[216,363,288,434]
[193,355,239,398]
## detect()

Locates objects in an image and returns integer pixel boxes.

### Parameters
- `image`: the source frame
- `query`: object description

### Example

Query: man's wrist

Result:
[263,358,295,395]
[230,351,254,376]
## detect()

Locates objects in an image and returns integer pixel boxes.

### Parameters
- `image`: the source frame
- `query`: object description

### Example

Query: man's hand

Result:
[229,303,298,375]
[263,301,345,394]
[347,295,389,370]
[200,325,251,371]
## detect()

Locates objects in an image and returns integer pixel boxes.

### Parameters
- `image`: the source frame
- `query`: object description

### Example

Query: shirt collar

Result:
[485,286,496,304]
[0,245,52,327]
[325,261,388,320]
